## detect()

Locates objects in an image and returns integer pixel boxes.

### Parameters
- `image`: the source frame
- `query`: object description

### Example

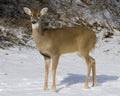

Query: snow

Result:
[0,32,120,96]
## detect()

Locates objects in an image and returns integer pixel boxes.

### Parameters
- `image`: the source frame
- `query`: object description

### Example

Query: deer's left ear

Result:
[40,7,48,16]
[23,7,32,16]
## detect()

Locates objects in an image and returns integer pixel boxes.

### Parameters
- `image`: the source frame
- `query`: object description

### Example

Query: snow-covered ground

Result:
[0,31,120,96]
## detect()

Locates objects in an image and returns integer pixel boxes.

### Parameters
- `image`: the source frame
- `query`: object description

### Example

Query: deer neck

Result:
[32,20,44,34]
[32,22,44,47]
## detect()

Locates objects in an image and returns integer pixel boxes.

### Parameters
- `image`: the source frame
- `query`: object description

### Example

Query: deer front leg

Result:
[44,56,50,90]
[51,56,59,92]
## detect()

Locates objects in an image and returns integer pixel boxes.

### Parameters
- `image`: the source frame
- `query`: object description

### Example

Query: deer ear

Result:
[40,7,48,15]
[23,7,32,15]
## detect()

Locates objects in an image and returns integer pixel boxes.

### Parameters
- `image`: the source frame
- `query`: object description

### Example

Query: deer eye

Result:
[37,15,41,18]
[30,15,33,18]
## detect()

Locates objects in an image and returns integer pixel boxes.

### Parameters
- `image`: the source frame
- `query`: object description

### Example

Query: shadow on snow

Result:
[57,73,119,92]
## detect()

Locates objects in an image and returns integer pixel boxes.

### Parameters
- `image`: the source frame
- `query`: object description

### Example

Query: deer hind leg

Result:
[51,55,59,92]
[84,55,96,88]
[44,56,50,90]
[90,56,96,87]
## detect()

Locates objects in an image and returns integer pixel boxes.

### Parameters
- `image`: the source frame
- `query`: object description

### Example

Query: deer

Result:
[23,7,96,92]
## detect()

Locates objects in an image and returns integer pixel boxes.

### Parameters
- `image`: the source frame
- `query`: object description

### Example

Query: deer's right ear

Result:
[23,7,31,15]
[40,7,48,16]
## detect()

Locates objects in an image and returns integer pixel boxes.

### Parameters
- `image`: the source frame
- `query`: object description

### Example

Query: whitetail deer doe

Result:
[24,7,96,92]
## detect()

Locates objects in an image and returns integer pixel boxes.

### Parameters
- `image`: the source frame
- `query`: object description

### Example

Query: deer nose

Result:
[32,21,37,24]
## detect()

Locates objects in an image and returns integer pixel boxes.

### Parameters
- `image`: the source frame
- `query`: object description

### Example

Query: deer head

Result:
[23,7,48,29]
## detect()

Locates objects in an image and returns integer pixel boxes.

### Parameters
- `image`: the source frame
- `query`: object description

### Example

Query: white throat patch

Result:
[32,23,39,29]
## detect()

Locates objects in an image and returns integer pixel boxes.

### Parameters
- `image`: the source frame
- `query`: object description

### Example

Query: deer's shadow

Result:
[57,73,119,92]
